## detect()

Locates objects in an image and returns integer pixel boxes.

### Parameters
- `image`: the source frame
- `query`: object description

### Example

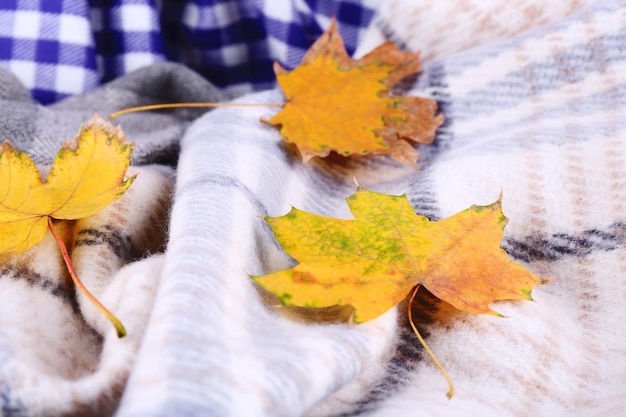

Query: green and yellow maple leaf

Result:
[253,187,547,323]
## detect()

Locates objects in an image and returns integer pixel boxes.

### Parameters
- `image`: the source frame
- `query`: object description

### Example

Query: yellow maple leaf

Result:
[253,187,547,323]
[0,115,135,253]
[0,115,135,337]
[262,18,444,166]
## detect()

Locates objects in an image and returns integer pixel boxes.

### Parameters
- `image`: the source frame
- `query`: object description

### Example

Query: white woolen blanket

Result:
[1,1,625,416]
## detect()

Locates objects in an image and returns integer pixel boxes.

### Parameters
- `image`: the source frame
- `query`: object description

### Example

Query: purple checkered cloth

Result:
[0,0,376,104]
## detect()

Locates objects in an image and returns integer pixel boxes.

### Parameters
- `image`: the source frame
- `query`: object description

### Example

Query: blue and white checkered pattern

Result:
[0,0,377,104]
[0,0,98,104]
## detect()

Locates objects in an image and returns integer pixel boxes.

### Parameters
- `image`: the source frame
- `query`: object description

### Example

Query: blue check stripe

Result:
[0,0,377,104]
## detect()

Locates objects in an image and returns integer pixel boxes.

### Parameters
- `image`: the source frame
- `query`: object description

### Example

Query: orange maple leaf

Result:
[262,19,444,166]
[110,20,442,167]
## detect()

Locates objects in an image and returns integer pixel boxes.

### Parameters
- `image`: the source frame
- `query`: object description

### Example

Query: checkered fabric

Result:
[0,0,378,104]
[0,0,97,104]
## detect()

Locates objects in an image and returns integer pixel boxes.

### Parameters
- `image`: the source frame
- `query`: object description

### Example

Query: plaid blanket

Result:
[0,0,377,104]
[1,0,625,416]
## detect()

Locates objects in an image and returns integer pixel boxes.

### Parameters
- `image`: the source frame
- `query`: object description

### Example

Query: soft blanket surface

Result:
[1,1,625,416]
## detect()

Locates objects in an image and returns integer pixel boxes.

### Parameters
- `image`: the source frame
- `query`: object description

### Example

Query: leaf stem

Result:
[109,102,285,120]
[408,285,454,399]
[47,217,126,338]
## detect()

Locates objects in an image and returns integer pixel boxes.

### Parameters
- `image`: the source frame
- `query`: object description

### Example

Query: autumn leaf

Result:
[0,115,135,253]
[110,19,443,167]
[261,18,444,166]
[253,187,547,323]
[0,115,135,336]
